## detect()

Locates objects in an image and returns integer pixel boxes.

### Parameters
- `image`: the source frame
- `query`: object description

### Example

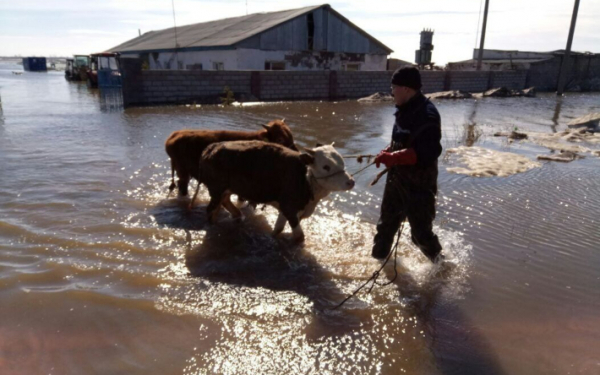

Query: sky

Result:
[1,0,599,64]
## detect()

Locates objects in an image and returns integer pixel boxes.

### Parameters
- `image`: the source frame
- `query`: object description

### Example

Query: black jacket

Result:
[391,92,442,167]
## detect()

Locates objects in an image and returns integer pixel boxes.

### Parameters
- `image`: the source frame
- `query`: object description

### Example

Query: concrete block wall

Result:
[420,71,446,93]
[259,71,330,100]
[447,71,490,92]
[122,59,539,107]
[490,71,528,90]
[139,70,252,104]
[336,71,393,98]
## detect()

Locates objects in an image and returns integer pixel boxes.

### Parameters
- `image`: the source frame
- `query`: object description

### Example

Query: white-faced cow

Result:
[165,119,297,197]
[199,140,355,241]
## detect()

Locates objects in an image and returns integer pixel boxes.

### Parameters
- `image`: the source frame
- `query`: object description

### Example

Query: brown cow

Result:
[165,119,297,198]
[200,141,355,242]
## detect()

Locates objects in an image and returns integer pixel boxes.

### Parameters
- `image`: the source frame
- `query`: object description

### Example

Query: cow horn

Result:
[261,124,270,130]
[330,141,335,146]
[281,118,286,122]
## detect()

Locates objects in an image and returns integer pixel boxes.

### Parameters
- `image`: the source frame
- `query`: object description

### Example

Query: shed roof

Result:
[107,4,392,54]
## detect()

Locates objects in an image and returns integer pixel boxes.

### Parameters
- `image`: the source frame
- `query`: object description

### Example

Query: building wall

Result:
[448,61,534,71]
[254,7,386,55]
[137,50,239,70]
[237,49,386,71]
[125,49,386,71]
[473,49,554,60]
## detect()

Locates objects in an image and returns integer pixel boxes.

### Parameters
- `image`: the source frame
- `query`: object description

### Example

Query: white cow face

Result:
[303,144,355,191]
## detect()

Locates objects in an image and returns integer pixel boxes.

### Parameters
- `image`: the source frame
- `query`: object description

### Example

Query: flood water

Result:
[1,65,599,375]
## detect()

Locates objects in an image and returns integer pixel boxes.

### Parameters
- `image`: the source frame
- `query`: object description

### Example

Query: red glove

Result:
[375,148,417,168]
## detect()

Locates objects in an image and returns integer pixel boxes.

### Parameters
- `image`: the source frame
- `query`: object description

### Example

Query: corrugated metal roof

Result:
[107,4,392,54]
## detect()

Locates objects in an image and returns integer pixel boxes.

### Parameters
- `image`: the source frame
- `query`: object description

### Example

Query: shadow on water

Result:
[152,196,360,335]
[151,196,210,231]
[189,219,357,324]
[384,263,506,375]
[167,205,364,339]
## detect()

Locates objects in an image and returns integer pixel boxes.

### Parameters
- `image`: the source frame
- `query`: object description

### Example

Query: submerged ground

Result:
[1,66,599,375]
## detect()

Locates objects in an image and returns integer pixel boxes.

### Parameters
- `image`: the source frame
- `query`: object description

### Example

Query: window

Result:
[344,63,361,71]
[99,57,109,70]
[213,62,224,71]
[186,63,203,70]
[264,61,286,71]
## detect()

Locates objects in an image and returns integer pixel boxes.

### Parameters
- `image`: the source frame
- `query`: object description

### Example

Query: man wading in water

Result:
[372,67,444,263]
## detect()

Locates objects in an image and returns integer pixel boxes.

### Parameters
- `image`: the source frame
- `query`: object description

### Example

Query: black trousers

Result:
[372,167,442,261]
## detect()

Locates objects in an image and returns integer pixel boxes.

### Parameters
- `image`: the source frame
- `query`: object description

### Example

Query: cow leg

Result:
[283,209,304,242]
[168,159,177,196]
[206,192,224,224]
[221,193,242,220]
[272,212,287,236]
[188,181,201,209]
[177,170,190,197]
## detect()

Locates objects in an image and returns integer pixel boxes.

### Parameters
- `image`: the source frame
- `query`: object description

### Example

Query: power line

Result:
[171,0,179,69]
[171,0,179,48]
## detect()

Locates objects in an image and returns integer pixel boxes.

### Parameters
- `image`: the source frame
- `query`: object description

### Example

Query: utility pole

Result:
[556,0,581,95]
[476,0,490,71]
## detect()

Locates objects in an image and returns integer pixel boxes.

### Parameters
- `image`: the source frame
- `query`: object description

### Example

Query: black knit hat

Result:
[391,67,422,90]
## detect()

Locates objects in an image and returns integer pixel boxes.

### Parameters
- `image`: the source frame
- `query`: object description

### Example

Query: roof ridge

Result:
[179,13,263,49]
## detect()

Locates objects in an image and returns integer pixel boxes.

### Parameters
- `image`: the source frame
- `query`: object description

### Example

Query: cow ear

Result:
[300,153,315,165]
[300,146,316,156]
[315,143,324,147]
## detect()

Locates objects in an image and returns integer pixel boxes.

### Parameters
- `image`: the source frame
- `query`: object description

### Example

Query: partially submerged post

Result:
[476,0,490,71]
[556,0,581,96]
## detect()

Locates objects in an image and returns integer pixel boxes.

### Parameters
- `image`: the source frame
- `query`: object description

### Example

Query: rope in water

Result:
[333,221,405,309]
[343,154,389,185]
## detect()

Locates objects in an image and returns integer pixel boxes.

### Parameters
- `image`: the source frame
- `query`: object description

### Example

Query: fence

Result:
[120,59,531,107]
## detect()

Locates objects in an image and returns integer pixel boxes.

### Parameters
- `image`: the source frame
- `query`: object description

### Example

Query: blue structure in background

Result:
[22,57,47,72]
